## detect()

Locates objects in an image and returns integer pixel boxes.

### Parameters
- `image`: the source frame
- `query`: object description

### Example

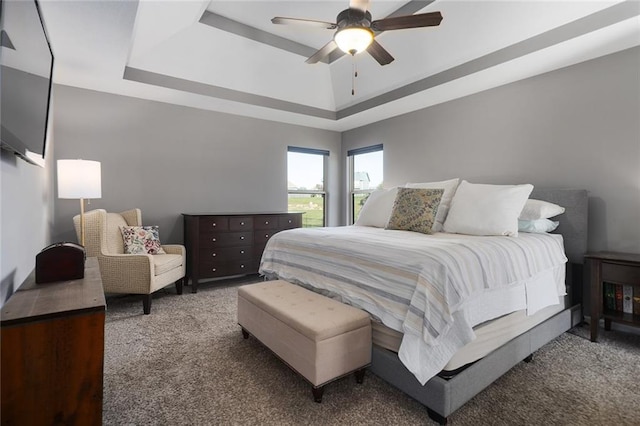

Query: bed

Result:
[259,187,588,424]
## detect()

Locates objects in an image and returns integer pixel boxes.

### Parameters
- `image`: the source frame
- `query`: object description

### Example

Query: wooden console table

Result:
[1,257,105,425]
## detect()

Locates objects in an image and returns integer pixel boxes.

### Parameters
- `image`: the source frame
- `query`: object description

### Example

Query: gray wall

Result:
[0,101,55,306]
[342,47,640,254]
[52,86,342,245]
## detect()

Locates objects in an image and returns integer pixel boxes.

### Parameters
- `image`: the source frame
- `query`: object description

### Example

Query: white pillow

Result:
[354,187,398,228]
[443,181,534,237]
[405,178,460,232]
[519,199,565,220]
[518,219,559,233]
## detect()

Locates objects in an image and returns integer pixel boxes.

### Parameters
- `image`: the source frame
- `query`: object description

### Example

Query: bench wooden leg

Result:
[241,327,249,339]
[312,386,324,403]
[175,278,184,295]
[355,368,366,384]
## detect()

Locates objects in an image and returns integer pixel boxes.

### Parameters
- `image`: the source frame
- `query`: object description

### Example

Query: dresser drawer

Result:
[199,217,229,231]
[279,215,301,229]
[200,246,253,261]
[199,260,256,278]
[229,217,253,231]
[254,229,280,245]
[199,232,254,247]
[602,262,640,285]
[254,215,280,230]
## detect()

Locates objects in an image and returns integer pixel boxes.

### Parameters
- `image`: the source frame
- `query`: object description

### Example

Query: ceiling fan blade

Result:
[271,17,337,29]
[367,39,394,66]
[349,0,370,12]
[371,11,442,31]
[306,40,339,64]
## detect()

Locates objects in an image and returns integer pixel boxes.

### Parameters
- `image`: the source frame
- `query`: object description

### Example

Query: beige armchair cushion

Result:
[153,251,184,276]
[106,211,138,254]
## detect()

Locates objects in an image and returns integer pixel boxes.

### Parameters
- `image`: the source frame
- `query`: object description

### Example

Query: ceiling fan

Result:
[271,0,443,66]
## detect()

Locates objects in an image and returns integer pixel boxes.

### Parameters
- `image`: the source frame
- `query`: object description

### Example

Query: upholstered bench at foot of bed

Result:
[237,280,372,402]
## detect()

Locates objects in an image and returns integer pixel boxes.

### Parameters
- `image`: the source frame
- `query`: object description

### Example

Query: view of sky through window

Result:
[288,152,324,190]
[353,150,383,190]
[288,149,383,191]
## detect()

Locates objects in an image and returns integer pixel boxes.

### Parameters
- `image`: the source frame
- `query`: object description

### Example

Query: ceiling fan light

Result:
[334,27,373,55]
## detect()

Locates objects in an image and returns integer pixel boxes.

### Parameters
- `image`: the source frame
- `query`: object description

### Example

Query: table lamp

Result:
[57,159,102,246]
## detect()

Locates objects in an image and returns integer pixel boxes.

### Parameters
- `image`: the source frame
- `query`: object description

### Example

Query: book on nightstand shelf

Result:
[615,285,623,311]
[604,283,616,311]
[623,285,633,314]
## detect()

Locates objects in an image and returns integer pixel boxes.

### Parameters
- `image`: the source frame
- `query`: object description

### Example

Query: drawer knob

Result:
[265,221,269,225]
[212,223,216,227]
[240,250,245,254]
[240,264,245,269]
[265,234,269,238]
[212,238,217,242]
[288,219,292,223]
[240,236,245,240]
[240,222,245,226]
[212,268,217,272]
[212,253,216,257]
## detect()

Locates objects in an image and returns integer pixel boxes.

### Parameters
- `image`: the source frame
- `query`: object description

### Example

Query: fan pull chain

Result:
[351,56,358,96]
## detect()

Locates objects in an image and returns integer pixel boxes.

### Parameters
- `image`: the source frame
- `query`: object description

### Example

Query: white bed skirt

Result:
[372,264,566,372]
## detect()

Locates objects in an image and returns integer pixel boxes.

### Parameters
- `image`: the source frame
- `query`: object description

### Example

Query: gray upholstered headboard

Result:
[530,189,588,265]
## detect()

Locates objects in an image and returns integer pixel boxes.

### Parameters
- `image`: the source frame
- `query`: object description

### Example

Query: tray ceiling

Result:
[38,0,640,131]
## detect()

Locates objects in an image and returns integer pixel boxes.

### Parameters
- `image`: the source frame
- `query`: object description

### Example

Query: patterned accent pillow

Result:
[120,226,166,255]
[386,188,444,234]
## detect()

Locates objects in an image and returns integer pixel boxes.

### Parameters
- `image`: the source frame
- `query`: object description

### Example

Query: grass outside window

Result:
[288,194,324,228]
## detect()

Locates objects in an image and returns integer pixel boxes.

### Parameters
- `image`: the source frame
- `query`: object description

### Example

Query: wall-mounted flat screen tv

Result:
[0,0,54,166]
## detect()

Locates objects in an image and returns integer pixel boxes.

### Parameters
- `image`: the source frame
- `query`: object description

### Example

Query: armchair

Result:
[74,208,185,314]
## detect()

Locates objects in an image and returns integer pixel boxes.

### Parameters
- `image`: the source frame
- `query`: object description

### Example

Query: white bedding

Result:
[259,226,568,384]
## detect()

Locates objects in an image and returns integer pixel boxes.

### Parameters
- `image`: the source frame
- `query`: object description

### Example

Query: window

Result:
[287,147,328,227]
[348,144,383,224]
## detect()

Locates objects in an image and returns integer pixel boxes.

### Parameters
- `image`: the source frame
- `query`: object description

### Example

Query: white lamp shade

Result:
[57,159,102,199]
[334,27,374,55]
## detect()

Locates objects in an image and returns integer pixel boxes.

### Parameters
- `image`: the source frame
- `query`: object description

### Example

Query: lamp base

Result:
[80,198,86,247]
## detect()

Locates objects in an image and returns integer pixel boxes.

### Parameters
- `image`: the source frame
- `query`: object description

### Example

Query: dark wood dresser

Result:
[1,257,105,425]
[183,212,303,292]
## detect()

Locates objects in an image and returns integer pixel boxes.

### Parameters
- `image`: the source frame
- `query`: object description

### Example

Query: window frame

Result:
[347,144,383,224]
[287,146,329,228]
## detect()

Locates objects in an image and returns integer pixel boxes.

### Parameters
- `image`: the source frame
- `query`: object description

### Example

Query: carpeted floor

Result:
[103,277,640,425]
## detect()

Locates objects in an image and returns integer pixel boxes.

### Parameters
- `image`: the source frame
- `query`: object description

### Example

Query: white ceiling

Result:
[37,0,640,132]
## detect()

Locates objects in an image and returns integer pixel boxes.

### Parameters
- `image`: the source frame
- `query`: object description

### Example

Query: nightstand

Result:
[586,252,640,342]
